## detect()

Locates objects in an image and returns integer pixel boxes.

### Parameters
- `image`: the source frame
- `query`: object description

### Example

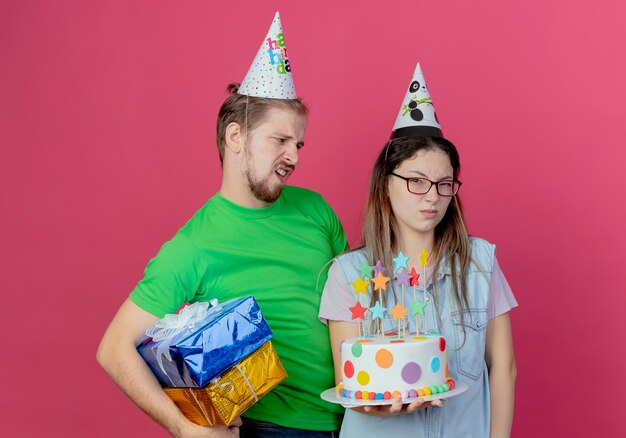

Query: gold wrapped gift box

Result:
[164,341,287,426]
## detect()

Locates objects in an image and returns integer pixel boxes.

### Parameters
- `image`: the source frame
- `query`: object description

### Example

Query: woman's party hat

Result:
[391,63,442,138]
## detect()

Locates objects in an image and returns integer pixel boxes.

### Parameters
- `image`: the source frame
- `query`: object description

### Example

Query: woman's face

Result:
[388,148,455,240]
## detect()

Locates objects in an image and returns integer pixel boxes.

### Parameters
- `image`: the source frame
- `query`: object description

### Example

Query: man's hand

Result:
[353,397,443,417]
[175,417,242,438]
[98,299,244,436]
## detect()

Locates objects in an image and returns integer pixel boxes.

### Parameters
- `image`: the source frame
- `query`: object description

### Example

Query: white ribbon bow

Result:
[146,299,221,376]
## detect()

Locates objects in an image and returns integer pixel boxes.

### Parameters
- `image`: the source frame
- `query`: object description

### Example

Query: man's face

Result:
[240,107,306,204]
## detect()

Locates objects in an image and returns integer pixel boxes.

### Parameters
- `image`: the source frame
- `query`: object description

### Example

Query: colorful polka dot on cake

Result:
[401,362,421,384]
[344,360,354,378]
[430,357,440,372]
[375,348,393,368]
[357,370,370,385]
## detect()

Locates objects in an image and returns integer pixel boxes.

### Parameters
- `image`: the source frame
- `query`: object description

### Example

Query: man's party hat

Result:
[238,12,296,99]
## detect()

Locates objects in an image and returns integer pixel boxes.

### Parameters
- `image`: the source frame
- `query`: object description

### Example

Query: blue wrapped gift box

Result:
[137,296,273,387]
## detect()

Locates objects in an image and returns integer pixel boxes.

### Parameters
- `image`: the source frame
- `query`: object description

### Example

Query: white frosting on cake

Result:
[339,333,452,398]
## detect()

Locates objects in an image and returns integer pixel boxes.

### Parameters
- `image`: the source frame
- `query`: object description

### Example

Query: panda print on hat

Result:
[391,63,442,138]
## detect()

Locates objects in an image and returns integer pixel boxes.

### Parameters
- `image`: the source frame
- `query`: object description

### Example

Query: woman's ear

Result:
[225,122,244,154]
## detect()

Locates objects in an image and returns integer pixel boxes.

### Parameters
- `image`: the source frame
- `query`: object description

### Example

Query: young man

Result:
[97,13,346,438]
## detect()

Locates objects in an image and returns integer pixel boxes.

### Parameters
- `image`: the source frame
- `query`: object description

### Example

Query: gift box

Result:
[164,340,287,426]
[137,296,273,387]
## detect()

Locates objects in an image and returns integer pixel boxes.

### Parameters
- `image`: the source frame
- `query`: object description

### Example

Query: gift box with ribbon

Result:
[164,340,287,426]
[137,296,274,387]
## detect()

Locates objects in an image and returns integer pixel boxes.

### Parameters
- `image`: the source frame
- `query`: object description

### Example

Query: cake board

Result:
[321,382,468,408]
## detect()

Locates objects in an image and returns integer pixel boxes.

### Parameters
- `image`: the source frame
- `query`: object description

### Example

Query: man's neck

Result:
[219,153,274,208]
[218,181,271,209]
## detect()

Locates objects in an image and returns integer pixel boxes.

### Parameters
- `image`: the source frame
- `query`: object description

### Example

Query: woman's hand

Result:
[352,397,443,417]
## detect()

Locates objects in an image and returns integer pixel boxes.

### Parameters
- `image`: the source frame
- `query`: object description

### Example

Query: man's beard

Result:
[246,170,282,203]
[243,153,283,204]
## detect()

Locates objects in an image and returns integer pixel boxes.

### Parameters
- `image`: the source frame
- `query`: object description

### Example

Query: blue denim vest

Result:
[336,237,495,438]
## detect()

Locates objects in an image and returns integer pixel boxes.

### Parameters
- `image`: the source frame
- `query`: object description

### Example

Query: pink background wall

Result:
[2,1,625,436]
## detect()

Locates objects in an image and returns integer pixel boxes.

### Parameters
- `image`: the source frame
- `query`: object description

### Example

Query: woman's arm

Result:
[329,320,360,385]
[485,312,517,438]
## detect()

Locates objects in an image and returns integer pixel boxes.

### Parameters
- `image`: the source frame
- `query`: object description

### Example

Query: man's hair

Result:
[215,83,309,164]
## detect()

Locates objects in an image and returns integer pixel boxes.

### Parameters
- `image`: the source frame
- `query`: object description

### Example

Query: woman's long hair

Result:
[362,136,471,327]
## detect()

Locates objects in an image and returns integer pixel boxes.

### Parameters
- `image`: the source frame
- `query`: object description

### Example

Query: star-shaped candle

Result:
[420,249,429,268]
[371,264,391,335]
[410,299,427,334]
[389,302,408,321]
[393,251,410,272]
[349,301,368,320]
[410,300,427,316]
[358,261,373,279]
[369,301,387,320]
[409,267,420,287]
[351,276,369,295]
[372,260,385,277]
[394,265,411,336]
[372,271,391,291]
[394,268,411,287]
[420,249,429,311]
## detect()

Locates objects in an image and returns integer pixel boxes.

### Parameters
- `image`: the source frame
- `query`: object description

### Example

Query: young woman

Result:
[319,135,517,437]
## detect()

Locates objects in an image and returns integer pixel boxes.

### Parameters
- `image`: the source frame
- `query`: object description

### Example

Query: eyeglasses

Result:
[390,172,462,196]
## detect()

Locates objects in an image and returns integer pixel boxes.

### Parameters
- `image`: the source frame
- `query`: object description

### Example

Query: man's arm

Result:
[96,298,240,437]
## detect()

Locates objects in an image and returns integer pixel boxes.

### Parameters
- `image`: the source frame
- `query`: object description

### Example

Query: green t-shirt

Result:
[130,186,347,430]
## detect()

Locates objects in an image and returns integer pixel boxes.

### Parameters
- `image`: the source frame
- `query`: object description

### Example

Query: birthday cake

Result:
[336,333,455,400]
[335,250,455,401]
